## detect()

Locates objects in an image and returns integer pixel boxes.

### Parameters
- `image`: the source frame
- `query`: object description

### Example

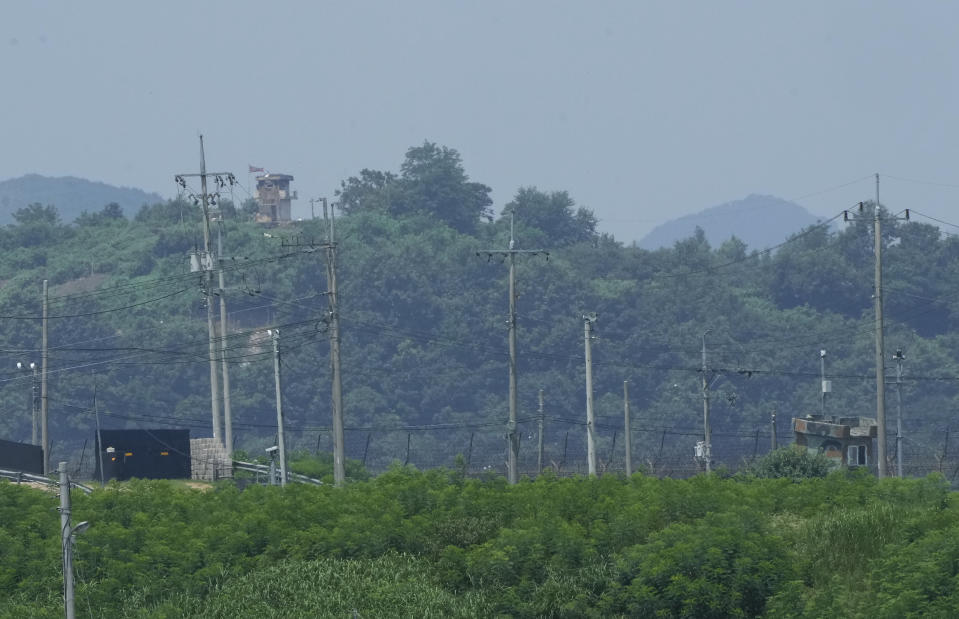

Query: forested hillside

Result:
[1,142,958,477]
[0,174,162,224]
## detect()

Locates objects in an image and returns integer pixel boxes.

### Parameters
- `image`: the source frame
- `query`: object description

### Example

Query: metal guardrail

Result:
[233,461,324,486]
[0,468,94,495]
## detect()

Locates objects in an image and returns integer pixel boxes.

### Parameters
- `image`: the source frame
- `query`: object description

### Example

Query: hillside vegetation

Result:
[0,174,162,224]
[0,142,958,475]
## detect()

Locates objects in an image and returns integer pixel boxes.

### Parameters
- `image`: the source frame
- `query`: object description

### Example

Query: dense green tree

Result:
[12,203,60,227]
[76,202,125,227]
[505,186,597,247]
[336,168,399,213]
[336,142,492,233]
[8,203,68,247]
[746,445,834,480]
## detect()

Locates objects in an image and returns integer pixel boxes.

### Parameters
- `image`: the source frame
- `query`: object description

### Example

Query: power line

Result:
[0,288,189,320]
[882,174,959,190]
[0,318,325,383]
[908,209,959,231]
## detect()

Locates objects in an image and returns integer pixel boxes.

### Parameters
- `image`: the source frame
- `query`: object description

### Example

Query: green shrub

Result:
[747,445,834,480]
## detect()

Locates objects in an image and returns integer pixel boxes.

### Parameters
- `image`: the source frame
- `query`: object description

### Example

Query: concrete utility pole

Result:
[31,364,38,446]
[280,205,345,485]
[323,201,346,487]
[820,349,828,416]
[200,139,221,445]
[844,180,909,479]
[584,313,598,477]
[41,280,49,474]
[60,462,75,619]
[477,212,548,484]
[874,173,888,478]
[270,329,287,487]
[894,348,905,478]
[701,330,712,473]
[94,379,105,487]
[174,135,236,447]
[537,388,545,475]
[624,380,633,476]
[217,220,233,458]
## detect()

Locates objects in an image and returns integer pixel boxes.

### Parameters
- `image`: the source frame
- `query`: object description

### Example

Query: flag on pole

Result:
[248,165,264,173]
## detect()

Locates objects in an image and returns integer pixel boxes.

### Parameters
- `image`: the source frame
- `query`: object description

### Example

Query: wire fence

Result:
[49,414,959,486]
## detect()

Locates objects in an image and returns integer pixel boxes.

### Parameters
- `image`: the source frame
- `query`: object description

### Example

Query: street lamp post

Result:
[59,461,90,619]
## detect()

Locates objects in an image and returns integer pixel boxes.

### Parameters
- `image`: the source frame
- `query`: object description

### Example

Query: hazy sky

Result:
[3,1,959,242]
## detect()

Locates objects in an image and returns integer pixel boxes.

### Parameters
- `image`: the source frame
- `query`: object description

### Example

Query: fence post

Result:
[362,433,371,468]
[467,433,474,470]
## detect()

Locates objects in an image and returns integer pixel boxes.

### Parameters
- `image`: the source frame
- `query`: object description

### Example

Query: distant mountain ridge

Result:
[0,174,162,223]
[639,194,823,250]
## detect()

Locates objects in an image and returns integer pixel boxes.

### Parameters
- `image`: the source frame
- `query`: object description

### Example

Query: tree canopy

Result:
[337,141,492,233]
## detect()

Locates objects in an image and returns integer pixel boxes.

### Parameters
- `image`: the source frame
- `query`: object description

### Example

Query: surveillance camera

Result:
[265,446,279,454]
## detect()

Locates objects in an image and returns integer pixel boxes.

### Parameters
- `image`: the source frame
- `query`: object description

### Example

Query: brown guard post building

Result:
[792,414,878,468]
[254,173,296,225]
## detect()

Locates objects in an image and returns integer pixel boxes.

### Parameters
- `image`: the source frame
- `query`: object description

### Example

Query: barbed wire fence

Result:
[54,411,959,485]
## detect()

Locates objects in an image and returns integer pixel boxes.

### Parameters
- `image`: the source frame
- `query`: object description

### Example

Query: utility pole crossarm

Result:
[281,236,334,250]
[175,172,235,178]
[476,249,549,259]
